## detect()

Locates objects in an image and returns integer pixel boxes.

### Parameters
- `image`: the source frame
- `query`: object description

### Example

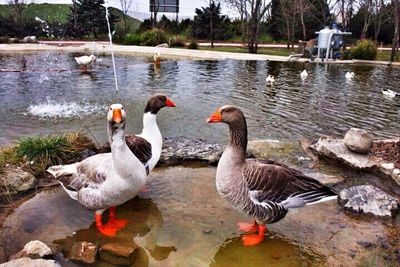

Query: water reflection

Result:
[211,234,322,267]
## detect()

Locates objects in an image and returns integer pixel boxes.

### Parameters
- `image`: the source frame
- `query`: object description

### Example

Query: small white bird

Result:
[300,70,308,80]
[345,72,355,79]
[74,54,96,72]
[153,52,161,65]
[265,75,275,85]
[382,89,398,97]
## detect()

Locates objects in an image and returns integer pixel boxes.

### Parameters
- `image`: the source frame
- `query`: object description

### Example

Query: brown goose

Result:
[207,105,337,246]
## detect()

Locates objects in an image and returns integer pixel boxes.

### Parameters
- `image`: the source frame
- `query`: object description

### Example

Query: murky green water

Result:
[0,52,399,145]
[1,166,322,266]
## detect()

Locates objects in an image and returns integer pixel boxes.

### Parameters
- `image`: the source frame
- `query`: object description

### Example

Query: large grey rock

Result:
[0,258,60,267]
[160,137,222,165]
[22,240,52,258]
[0,167,36,197]
[69,241,97,265]
[310,136,377,170]
[339,185,399,217]
[343,128,373,154]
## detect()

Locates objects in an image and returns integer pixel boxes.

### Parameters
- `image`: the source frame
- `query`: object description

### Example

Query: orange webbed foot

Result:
[237,221,258,233]
[97,224,118,237]
[241,233,265,246]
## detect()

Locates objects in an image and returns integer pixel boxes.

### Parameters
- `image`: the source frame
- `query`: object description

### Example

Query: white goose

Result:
[75,54,96,72]
[382,89,398,98]
[153,52,161,65]
[265,75,275,85]
[47,104,146,236]
[300,70,308,80]
[345,72,355,79]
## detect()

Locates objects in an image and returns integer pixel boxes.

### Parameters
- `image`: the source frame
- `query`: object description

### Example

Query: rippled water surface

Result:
[0,51,399,145]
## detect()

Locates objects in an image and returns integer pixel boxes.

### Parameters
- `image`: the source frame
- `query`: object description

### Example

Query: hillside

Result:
[0,3,141,29]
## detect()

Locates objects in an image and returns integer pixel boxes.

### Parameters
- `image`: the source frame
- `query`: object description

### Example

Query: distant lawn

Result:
[199,46,292,57]
[376,50,400,62]
[0,3,141,30]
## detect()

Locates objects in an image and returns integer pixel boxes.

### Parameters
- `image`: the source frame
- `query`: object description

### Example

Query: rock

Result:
[99,243,138,266]
[305,172,345,187]
[339,185,399,217]
[69,241,97,265]
[0,258,61,267]
[156,43,169,48]
[310,136,377,170]
[0,166,36,197]
[356,240,375,248]
[9,38,19,43]
[20,240,52,259]
[22,36,37,43]
[160,137,222,165]
[343,128,373,154]
[0,36,10,43]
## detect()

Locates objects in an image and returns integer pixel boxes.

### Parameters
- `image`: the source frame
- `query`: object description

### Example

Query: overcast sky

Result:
[0,0,233,19]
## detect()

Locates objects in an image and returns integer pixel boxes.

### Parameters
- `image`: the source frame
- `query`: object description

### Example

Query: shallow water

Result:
[1,166,322,266]
[0,52,399,145]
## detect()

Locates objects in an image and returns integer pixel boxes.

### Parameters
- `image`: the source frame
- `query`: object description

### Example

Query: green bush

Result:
[121,33,144,45]
[350,39,377,60]
[169,35,186,47]
[141,29,168,46]
[259,33,274,43]
[187,40,198,49]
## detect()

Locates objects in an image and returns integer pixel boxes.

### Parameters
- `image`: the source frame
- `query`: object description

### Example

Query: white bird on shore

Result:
[345,72,355,79]
[382,89,398,98]
[75,54,96,72]
[153,52,161,65]
[265,75,275,85]
[300,70,308,80]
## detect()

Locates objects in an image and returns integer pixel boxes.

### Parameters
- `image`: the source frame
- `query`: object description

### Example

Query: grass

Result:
[376,50,400,62]
[0,132,96,175]
[0,3,141,30]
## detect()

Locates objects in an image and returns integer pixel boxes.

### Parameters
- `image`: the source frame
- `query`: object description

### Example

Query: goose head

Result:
[144,94,176,114]
[90,54,97,63]
[107,103,126,125]
[206,105,245,125]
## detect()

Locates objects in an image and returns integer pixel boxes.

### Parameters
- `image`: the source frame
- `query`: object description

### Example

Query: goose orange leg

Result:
[241,223,266,246]
[95,207,128,237]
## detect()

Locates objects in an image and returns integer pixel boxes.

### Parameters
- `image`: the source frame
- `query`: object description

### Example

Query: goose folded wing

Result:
[243,161,336,208]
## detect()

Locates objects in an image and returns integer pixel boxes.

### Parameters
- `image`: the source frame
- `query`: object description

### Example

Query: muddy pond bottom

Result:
[2,165,323,266]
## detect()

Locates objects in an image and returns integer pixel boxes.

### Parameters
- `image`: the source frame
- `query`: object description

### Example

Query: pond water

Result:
[0,52,399,145]
[2,165,323,266]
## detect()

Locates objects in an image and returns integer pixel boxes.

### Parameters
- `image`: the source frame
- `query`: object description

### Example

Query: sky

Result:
[0,0,233,20]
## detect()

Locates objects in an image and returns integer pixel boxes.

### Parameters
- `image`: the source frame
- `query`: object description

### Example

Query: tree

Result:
[7,0,27,23]
[150,0,160,28]
[192,1,225,47]
[120,0,133,33]
[67,0,116,38]
[391,0,399,61]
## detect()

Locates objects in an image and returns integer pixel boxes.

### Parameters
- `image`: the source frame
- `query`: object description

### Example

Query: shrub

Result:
[187,40,198,49]
[350,39,377,60]
[169,35,186,47]
[122,33,144,45]
[141,29,168,46]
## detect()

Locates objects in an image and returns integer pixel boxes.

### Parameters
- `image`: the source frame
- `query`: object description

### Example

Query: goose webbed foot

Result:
[237,220,258,233]
[95,207,128,237]
[240,223,266,246]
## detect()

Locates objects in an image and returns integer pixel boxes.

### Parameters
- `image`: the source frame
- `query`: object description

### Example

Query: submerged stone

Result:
[99,242,138,266]
[339,185,399,217]
[343,128,373,154]
[69,241,97,265]
[0,258,60,267]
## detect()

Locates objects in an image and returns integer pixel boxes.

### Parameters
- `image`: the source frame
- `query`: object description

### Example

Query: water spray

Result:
[103,0,119,92]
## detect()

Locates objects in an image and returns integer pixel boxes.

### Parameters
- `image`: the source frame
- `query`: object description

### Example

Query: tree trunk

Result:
[210,0,214,48]
[123,15,127,33]
[298,0,306,40]
[391,0,400,62]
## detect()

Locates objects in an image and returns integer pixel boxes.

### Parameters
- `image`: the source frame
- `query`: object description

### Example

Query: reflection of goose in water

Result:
[210,234,319,267]
[54,197,176,266]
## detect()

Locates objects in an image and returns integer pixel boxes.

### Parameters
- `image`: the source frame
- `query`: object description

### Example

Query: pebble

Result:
[203,229,212,234]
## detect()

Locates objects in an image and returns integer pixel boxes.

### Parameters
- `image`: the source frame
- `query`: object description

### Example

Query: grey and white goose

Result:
[47,104,147,237]
[100,94,176,179]
[207,105,337,246]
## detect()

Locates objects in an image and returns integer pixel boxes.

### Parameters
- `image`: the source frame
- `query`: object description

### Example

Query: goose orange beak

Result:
[166,97,176,107]
[207,109,222,123]
[112,108,122,123]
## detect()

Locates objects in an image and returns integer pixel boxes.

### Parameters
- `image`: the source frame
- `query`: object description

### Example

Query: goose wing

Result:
[243,159,336,209]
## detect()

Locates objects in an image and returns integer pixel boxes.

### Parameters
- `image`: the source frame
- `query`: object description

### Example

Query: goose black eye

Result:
[109,107,112,110]
[121,107,124,110]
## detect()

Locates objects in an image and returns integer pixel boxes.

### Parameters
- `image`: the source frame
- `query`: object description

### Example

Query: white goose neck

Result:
[142,112,158,129]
